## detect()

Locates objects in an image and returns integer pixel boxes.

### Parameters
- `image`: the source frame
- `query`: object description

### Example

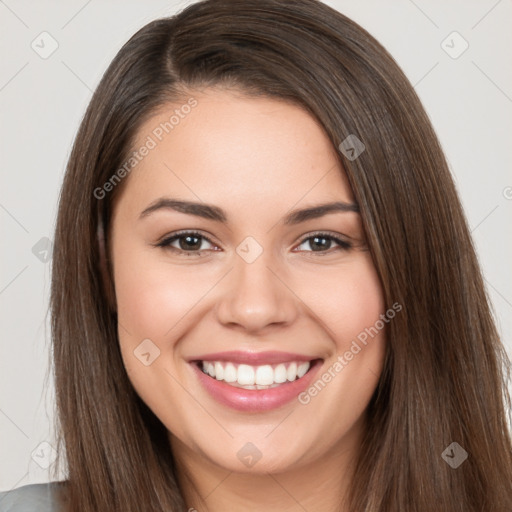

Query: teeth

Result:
[200,360,312,388]
[287,362,297,381]
[297,362,309,378]
[224,362,237,383]
[238,364,255,385]
[255,365,274,385]
[274,364,288,383]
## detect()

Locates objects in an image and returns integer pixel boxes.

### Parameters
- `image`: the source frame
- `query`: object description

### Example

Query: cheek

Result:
[113,240,385,356]
[111,241,208,416]
[112,242,209,342]
[111,236,212,397]
[292,254,387,443]
[302,253,385,345]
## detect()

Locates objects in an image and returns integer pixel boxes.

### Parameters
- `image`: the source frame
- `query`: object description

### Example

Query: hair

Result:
[49,0,512,510]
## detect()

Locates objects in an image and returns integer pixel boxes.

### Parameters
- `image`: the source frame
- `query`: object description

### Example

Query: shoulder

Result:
[0,482,68,512]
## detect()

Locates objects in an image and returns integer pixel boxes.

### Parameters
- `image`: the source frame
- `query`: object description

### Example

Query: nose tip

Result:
[214,252,298,332]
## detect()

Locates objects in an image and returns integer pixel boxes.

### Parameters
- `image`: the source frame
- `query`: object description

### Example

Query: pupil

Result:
[177,235,331,252]
[180,235,201,250]
[311,236,329,251]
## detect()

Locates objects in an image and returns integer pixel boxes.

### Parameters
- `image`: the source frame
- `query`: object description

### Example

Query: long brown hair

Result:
[50,0,512,510]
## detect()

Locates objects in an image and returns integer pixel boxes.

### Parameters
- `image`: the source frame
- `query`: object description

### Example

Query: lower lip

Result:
[191,359,323,412]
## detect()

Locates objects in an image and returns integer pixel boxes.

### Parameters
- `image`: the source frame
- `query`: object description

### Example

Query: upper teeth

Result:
[201,361,311,389]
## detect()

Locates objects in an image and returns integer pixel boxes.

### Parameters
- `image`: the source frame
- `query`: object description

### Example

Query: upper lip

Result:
[189,350,320,366]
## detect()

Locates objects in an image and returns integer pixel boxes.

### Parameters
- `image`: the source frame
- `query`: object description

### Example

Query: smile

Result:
[189,351,324,412]
[200,360,311,389]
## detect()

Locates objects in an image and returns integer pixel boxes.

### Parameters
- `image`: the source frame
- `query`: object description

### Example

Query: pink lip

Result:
[190,358,324,412]
[189,350,315,365]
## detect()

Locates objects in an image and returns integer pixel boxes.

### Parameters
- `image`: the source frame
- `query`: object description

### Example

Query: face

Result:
[110,88,386,476]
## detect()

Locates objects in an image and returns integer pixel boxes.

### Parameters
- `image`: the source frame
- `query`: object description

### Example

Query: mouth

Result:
[188,351,324,412]
[194,359,318,390]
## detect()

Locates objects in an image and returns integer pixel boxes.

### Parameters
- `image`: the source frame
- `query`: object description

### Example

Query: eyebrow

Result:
[139,198,359,225]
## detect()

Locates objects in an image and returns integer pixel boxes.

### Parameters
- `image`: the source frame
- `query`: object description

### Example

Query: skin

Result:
[110,88,386,511]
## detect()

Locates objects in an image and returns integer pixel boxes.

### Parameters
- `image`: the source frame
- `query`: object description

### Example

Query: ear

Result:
[97,219,117,313]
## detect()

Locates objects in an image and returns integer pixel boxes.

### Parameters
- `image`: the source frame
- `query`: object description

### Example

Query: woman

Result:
[1,0,511,510]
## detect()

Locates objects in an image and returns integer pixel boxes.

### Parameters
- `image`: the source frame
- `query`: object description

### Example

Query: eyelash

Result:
[155,230,352,257]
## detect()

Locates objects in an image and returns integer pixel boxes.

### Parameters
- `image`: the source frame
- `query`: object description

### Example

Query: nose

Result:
[215,248,299,334]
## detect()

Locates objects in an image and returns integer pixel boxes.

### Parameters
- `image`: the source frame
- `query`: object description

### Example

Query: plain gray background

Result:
[1,0,511,490]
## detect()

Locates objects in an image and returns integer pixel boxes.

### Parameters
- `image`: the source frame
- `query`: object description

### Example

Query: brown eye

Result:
[156,231,216,256]
[296,232,352,253]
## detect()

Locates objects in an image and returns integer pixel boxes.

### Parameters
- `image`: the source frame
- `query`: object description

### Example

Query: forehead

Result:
[119,89,354,215]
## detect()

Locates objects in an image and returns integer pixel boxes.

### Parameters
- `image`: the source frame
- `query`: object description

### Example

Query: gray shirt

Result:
[0,482,66,512]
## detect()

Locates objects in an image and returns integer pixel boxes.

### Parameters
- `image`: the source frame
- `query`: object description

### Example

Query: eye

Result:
[295,232,352,254]
[155,231,217,256]
[155,230,353,257]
